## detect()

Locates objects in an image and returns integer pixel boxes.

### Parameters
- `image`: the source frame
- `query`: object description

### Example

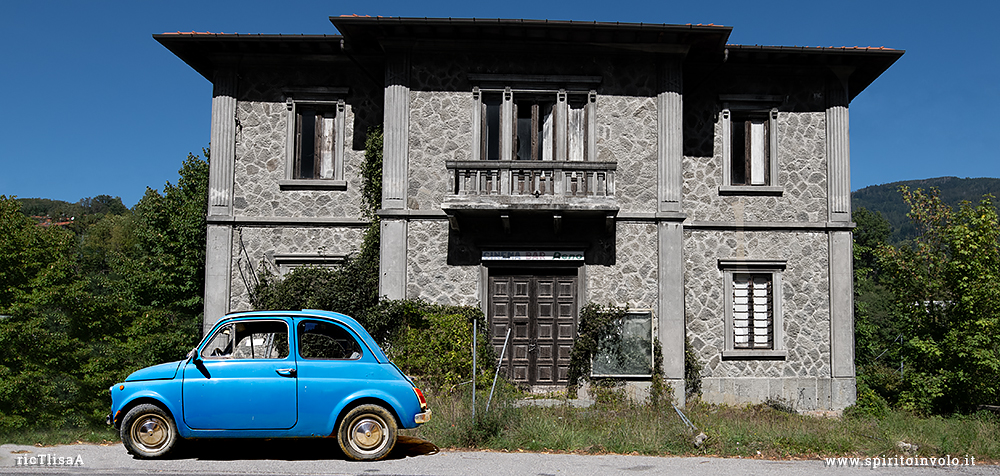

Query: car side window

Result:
[298,320,363,360]
[202,321,289,360]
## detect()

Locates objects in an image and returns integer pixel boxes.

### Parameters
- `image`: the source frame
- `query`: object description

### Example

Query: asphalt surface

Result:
[1,437,995,475]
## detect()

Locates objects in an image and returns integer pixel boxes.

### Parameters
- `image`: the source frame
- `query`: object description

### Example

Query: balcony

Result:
[442,160,618,213]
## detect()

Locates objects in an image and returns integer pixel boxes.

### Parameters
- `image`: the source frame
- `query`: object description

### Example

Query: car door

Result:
[182,319,298,430]
[294,318,376,433]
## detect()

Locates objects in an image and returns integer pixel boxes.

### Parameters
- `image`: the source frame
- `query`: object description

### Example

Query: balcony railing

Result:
[446,161,616,198]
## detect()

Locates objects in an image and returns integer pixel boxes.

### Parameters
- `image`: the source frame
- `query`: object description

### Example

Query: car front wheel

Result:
[338,404,397,461]
[121,403,178,458]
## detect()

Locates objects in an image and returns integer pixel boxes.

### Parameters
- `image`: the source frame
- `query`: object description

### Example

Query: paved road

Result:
[1,437,994,475]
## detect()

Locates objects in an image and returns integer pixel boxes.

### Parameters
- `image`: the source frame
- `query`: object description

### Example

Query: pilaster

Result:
[203,68,237,329]
[826,78,851,222]
[380,53,410,300]
[208,68,237,217]
[658,219,685,404]
[657,60,683,213]
[203,224,233,334]
[383,55,410,211]
[380,219,408,300]
[829,231,855,378]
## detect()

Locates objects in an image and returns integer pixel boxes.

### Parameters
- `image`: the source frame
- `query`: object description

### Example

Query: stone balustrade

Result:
[446,161,616,198]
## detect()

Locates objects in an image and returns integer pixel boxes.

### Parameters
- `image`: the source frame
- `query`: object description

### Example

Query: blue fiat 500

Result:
[108,310,431,460]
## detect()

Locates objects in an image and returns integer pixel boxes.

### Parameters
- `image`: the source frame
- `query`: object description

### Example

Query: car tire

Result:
[121,403,178,458]
[338,404,397,461]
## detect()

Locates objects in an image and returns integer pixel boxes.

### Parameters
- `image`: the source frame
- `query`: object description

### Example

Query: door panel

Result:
[489,272,578,386]
[183,320,297,430]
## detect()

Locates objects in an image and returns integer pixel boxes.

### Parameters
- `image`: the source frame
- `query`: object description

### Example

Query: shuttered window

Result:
[720,260,787,359]
[732,273,773,349]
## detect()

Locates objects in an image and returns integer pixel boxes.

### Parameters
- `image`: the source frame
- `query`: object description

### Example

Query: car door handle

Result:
[275,368,296,377]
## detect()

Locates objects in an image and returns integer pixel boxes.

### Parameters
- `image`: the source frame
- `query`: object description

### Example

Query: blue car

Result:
[107,310,431,460]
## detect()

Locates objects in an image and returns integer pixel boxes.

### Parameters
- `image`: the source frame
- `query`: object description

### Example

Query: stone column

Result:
[202,68,237,333]
[826,74,856,409]
[380,55,410,300]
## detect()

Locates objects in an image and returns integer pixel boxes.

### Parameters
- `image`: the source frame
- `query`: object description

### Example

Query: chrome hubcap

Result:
[351,417,385,451]
[134,416,167,449]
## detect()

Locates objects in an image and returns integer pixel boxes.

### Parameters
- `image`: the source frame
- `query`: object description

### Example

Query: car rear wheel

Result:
[338,404,397,461]
[121,403,178,458]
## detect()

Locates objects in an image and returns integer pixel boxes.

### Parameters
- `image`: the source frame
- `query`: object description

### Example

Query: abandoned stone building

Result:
[156,16,902,410]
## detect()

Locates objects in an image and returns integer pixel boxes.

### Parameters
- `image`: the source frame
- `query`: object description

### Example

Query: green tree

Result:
[878,187,1000,413]
[0,195,87,430]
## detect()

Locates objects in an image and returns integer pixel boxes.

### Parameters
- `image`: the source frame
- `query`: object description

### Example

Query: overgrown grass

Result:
[403,388,1000,462]
[7,389,999,464]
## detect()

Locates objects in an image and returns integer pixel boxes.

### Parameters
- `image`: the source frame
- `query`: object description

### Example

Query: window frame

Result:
[296,319,364,361]
[719,96,782,195]
[719,260,787,359]
[201,319,291,361]
[280,88,348,191]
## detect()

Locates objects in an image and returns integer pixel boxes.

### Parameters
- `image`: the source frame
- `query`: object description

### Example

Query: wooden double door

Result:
[488,271,578,386]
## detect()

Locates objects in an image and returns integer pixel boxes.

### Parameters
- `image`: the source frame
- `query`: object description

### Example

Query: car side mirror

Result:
[187,347,201,363]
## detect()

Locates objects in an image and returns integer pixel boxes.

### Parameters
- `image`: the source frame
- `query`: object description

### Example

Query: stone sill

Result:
[718,185,784,196]
[721,349,788,360]
[279,179,348,191]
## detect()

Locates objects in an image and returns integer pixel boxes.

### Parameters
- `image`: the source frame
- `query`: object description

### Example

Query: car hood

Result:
[125,360,183,382]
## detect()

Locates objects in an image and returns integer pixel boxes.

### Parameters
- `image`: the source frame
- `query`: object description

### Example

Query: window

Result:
[719,260,787,359]
[281,88,348,190]
[294,106,339,179]
[591,310,654,378]
[297,320,363,360]
[732,274,772,349]
[469,75,600,162]
[719,98,781,194]
[202,321,290,360]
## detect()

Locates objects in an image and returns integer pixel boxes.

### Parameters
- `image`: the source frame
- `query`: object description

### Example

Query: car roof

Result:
[216,309,389,363]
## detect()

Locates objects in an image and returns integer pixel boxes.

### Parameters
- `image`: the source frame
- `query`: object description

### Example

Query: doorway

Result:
[488,270,578,386]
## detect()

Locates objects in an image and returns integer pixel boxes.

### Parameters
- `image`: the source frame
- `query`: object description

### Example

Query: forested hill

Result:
[852,177,1000,244]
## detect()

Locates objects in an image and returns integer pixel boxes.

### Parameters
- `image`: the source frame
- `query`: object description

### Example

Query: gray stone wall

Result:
[405,219,481,306]
[231,70,381,220]
[682,112,828,223]
[408,91,474,212]
[586,222,659,307]
[684,228,835,409]
[227,225,367,311]
[596,97,658,215]
[684,229,831,378]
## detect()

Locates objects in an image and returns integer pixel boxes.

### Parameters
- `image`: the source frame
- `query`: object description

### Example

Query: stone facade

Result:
[156,17,901,413]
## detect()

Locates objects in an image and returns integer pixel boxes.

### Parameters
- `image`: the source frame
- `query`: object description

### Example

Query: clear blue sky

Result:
[1,0,996,207]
